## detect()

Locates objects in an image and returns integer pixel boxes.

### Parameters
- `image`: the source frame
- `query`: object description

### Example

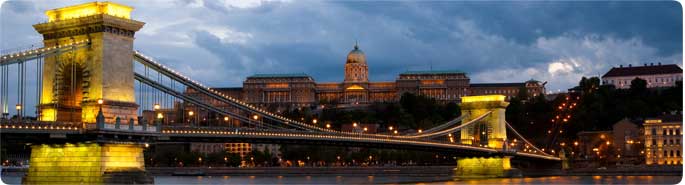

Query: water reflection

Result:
[1,175,681,184]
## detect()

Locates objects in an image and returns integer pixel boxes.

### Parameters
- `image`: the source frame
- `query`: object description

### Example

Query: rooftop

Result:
[602,64,682,78]
[248,73,312,78]
[470,83,525,88]
[400,70,464,75]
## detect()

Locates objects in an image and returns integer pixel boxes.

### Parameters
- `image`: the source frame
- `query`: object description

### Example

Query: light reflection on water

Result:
[1,175,682,184]
[149,175,681,184]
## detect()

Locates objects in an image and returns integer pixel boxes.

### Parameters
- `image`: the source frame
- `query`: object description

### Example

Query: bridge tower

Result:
[455,95,520,178]
[33,1,144,123]
[21,2,152,184]
[459,95,508,148]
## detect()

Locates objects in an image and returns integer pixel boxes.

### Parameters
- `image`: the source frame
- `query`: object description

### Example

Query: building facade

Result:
[601,63,683,89]
[644,115,682,165]
[192,43,545,108]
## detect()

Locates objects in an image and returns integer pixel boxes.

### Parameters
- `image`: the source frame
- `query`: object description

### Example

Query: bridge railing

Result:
[0,119,158,133]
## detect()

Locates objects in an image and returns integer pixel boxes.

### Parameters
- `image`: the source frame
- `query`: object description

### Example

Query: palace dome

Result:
[346,43,366,64]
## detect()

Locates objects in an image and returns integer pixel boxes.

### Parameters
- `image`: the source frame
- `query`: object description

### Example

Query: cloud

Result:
[0,0,681,101]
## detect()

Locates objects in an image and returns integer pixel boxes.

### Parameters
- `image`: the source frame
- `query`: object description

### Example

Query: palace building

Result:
[601,63,683,89]
[187,43,545,108]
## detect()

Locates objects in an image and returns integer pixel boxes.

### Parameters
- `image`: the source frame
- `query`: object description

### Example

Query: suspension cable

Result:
[505,121,551,156]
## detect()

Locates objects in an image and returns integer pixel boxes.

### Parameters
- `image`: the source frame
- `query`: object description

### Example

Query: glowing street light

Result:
[388,126,393,131]
[253,115,259,120]
[15,104,22,110]
[153,103,161,110]
[224,117,229,121]
[418,129,422,133]
[157,113,164,119]
[353,122,358,127]
[312,119,318,124]
[188,111,194,116]
[363,127,368,132]
[393,130,398,134]
[326,124,331,129]
[574,141,579,146]
[97,99,104,105]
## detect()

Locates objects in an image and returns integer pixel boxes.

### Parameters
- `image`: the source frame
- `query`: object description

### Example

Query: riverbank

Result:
[3,166,682,177]
[147,166,455,176]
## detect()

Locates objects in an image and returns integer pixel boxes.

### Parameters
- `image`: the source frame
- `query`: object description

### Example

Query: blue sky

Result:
[1,0,682,93]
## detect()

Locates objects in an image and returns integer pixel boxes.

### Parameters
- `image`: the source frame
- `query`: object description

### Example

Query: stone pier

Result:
[454,157,521,178]
[22,143,153,184]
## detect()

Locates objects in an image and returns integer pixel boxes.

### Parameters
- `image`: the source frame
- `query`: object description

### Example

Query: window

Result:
[652,139,657,146]
[671,150,675,157]
[665,150,668,157]
[664,129,667,135]
[652,128,657,135]
[677,129,680,135]
[678,151,681,157]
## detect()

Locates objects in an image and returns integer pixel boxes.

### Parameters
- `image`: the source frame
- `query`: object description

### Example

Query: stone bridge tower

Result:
[459,95,508,148]
[33,2,144,123]
[455,95,519,178]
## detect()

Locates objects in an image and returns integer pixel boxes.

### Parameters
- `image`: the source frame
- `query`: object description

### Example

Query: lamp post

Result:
[15,104,22,121]
[188,111,194,126]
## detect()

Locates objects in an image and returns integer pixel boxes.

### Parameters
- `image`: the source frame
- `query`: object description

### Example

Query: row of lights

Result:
[1,39,90,60]
[1,125,79,130]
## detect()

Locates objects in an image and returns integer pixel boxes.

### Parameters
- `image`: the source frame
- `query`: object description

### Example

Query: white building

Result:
[601,63,682,89]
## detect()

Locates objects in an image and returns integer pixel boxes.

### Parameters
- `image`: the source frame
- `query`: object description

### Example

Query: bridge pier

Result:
[22,143,153,184]
[453,156,521,178]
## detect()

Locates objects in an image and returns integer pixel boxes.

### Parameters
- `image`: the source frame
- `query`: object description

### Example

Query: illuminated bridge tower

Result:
[22,2,152,184]
[33,1,144,123]
[455,95,520,178]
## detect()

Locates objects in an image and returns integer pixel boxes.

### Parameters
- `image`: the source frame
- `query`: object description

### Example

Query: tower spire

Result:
[354,40,359,50]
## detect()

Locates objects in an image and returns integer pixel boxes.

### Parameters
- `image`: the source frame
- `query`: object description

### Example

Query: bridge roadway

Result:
[0,121,560,161]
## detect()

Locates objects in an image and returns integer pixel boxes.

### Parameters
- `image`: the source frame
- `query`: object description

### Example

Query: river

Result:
[1,175,681,184]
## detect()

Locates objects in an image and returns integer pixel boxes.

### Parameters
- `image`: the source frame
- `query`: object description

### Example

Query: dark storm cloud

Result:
[1,0,682,92]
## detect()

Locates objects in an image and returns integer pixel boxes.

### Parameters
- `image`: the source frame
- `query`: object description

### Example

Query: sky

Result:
[0,0,682,95]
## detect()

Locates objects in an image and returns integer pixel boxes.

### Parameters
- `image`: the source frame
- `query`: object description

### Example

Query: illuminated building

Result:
[188,43,545,109]
[643,115,682,165]
[225,143,252,157]
[601,63,682,89]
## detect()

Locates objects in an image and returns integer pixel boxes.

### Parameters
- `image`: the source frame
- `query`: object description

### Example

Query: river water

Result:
[1,175,682,184]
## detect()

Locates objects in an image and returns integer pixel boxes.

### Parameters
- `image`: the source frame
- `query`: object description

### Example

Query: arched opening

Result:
[55,61,86,122]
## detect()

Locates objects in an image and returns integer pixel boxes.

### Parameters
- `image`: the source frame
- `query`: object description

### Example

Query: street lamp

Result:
[15,104,22,120]
[363,127,368,132]
[418,129,422,133]
[157,113,164,119]
[388,126,393,131]
[188,111,194,126]
[253,115,259,120]
[224,117,229,121]
[326,124,331,129]
[353,122,358,127]
[312,119,317,124]
[153,103,160,110]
